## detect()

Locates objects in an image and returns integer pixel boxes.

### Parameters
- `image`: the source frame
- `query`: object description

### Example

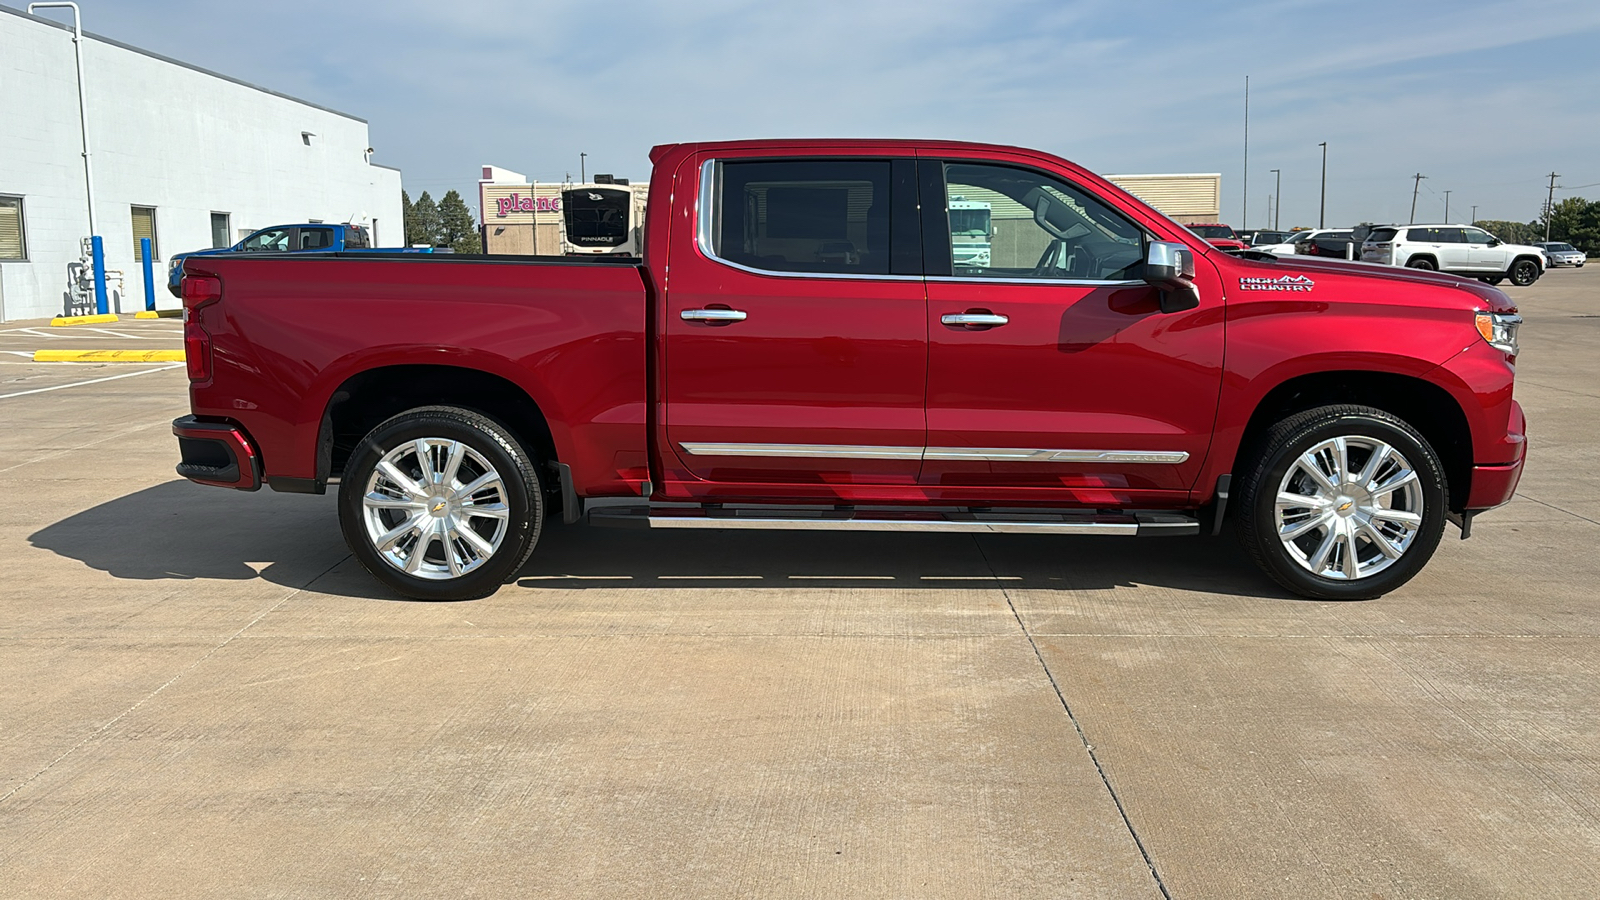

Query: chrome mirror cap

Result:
[1143,241,1200,313]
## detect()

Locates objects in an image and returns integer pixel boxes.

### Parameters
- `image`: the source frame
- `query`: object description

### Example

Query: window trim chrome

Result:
[680,442,1189,464]
[695,156,922,283]
[694,156,1147,287]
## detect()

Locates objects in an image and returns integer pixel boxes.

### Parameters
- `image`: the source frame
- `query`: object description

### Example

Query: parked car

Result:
[170,137,1525,603]
[1297,230,1358,259]
[1361,225,1545,286]
[166,223,431,296]
[1188,224,1248,251]
[1534,241,1586,268]
[1252,230,1329,255]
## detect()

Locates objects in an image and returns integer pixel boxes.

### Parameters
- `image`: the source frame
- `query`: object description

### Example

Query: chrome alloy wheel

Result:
[1274,436,1424,581]
[361,438,510,580]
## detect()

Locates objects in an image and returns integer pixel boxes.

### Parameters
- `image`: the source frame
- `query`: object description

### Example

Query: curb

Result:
[33,349,186,363]
[133,309,182,319]
[50,314,121,327]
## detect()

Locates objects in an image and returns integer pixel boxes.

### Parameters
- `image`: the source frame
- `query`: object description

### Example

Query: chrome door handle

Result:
[941,313,1009,327]
[681,308,747,323]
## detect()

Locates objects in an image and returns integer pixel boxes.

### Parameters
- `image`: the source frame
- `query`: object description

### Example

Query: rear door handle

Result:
[941,313,1009,327]
[681,308,747,324]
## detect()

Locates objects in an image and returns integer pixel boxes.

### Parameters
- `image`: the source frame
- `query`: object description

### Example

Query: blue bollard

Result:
[141,237,155,311]
[91,235,109,315]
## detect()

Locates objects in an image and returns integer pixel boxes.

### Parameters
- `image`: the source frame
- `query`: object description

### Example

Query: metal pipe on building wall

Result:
[29,2,107,312]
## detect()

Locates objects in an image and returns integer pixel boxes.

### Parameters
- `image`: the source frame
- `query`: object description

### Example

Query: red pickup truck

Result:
[172,139,1525,602]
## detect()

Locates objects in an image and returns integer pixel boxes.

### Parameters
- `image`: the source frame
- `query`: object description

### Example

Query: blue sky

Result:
[20,0,1600,228]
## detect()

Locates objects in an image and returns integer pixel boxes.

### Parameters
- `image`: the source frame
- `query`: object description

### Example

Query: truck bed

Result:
[182,252,652,498]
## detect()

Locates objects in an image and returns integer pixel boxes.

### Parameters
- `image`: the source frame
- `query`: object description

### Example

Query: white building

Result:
[0,5,403,321]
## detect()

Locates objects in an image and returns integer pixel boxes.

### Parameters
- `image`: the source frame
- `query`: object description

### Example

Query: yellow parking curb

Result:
[50,313,121,326]
[32,349,186,363]
[133,309,182,319]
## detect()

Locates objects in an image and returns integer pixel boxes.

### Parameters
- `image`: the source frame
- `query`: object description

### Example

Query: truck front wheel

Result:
[1235,405,1446,600]
[338,406,543,601]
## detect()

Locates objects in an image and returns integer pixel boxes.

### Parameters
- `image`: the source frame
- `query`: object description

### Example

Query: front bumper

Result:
[1465,400,1525,511]
[172,415,261,491]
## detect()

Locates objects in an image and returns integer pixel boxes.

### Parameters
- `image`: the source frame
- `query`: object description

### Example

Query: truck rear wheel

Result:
[1235,405,1446,600]
[338,406,542,601]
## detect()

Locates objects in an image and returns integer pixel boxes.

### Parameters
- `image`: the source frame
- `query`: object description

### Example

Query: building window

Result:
[211,212,231,248]
[132,206,159,261]
[0,196,26,261]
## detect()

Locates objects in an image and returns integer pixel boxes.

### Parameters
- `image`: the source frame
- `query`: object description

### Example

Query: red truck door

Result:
[917,156,1225,504]
[660,154,928,490]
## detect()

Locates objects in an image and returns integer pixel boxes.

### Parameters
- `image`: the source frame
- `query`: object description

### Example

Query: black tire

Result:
[338,406,543,601]
[1508,258,1540,286]
[1406,257,1436,271]
[1235,405,1447,600]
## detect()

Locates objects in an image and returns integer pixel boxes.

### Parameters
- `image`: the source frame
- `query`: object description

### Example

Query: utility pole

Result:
[1318,142,1328,228]
[1242,76,1249,229]
[1443,190,1451,223]
[581,152,588,185]
[1270,168,1281,230]
[1471,204,1478,225]
[1545,172,1560,240]
[1409,173,1427,224]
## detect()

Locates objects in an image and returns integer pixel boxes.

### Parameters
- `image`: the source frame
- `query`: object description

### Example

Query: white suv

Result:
[1361,225,1545,286]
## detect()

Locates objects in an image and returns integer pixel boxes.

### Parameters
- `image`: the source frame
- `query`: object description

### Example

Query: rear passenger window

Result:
[1434,228,1464,243]
[300,228,335,250]
[712,160,891,275]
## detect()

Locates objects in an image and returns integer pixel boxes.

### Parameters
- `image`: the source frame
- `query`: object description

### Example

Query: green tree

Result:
[437,190,482,254]
[1539,196,1600,257]
[405,190,442,247]
[1473,219,1542,246]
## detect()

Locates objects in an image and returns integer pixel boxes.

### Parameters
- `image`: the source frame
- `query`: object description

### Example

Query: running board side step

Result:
[586,505,1199,536]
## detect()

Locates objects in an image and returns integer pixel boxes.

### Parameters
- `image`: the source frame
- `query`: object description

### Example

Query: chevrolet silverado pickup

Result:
[171,139,1526,602]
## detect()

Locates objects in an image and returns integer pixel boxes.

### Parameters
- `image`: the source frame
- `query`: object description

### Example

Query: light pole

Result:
[29,1,107,314]
[580,153,587,185]
[1269,168,1281,230]
[1318,142,1328,229]
[1443,190,1451,223]
[1242,75,1249,230]
[1470,205,1478,225]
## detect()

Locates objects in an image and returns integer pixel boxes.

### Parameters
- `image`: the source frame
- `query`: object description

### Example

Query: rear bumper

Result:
[172,415,261,491]
[1465,400,1525,511]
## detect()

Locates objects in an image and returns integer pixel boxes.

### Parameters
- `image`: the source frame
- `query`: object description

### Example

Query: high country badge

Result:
[1239,274,1315,292]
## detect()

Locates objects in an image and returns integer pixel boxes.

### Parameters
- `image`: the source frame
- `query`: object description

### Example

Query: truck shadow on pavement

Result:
[26,479,391,598]
[29,480,1299,601]
[514,517,1299,600]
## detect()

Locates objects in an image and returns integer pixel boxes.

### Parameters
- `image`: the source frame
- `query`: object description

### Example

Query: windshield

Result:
[1191,225,1236,239]
[1288,231,1315,243]
[1551,243,1576,252]
[239,228,290,251]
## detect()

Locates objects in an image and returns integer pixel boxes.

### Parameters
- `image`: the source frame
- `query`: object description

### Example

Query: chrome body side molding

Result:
[679,442,1189,464]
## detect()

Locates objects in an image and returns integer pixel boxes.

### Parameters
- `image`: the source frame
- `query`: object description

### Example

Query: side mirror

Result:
[1142,241,1200,313]
[1488,238,1501,247]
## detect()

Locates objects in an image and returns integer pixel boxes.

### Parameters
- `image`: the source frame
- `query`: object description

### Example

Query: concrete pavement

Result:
[1,266,1596,898]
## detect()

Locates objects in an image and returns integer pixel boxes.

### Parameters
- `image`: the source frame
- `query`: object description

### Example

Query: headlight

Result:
[1475,311,1521,355]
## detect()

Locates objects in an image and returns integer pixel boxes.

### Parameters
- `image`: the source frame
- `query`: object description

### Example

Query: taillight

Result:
[180,274,221,382]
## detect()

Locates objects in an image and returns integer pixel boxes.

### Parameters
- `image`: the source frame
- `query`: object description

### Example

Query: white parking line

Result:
[0,362,184,399]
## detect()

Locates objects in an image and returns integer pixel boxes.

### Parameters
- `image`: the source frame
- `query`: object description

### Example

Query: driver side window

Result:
[941,163,1146,281]
[241,228,290,252]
